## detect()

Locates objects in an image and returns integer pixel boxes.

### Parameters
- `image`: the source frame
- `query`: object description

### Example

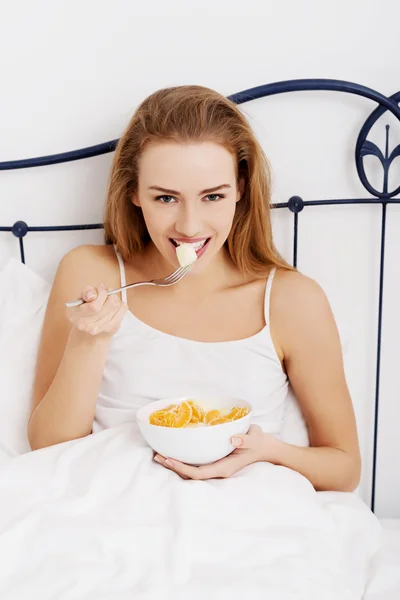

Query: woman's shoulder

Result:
[270,268,339,359]
[274,268,326,299]
[272,268,334,326]
[60,243,115,267]
[54,244,120,293]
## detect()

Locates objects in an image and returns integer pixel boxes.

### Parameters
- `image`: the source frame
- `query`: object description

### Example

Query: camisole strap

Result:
[113,244,127,303]
[264,267,277,326]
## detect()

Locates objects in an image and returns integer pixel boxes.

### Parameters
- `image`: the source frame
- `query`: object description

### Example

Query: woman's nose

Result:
[175,205,202,238]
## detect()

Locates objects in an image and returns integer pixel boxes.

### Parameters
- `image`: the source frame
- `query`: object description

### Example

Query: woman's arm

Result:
[28,246,127,450]
[268,271,361,492]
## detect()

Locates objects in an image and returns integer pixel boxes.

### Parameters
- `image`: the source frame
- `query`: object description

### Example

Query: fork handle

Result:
[64,281,150,308]
[65,298,87,308]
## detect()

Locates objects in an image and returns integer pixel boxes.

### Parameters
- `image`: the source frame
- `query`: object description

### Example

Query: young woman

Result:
[28,85,360,492]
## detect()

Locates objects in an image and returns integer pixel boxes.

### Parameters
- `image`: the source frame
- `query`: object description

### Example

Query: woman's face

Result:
[133,141,241,272]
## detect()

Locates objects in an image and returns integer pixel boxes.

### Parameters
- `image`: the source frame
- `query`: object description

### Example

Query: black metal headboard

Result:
[1,79,399,513]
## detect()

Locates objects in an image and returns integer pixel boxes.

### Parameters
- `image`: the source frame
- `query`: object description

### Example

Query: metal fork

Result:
[64,265,192,308]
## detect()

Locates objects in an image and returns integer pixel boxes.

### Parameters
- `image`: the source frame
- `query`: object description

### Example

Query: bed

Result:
[0,78,399,599]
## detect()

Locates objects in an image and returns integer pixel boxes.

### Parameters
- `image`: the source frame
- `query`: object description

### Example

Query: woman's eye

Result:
[205,194,223,202]
[155,194,223,203]
[156,195,176,204]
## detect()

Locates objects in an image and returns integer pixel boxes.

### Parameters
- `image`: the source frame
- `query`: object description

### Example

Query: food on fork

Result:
[176,243,198,268]
[149,400,249,428]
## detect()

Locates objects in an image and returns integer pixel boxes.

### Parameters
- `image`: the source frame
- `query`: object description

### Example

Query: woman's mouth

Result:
[169,238,211,259]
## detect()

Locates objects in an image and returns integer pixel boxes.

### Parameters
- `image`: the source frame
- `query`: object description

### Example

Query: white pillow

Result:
[0,258,50,459]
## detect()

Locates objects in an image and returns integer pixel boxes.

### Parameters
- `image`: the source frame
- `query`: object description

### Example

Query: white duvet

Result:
[0,423,382,600]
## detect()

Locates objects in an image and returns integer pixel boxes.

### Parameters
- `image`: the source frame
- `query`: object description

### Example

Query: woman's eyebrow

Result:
[148,184,231,195]
[200,184,231,195]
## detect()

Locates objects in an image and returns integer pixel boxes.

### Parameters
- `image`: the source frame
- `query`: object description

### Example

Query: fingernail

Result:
[154,456,162,464]
[99,284,106,291]
[86,291,96,300]
[231,437,242,447]
[165,459,173,466]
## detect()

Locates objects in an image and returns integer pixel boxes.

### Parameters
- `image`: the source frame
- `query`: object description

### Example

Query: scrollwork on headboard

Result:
[356,91,400,198]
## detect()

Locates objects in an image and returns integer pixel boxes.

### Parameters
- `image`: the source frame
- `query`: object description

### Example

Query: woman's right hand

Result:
[66,284,128,339]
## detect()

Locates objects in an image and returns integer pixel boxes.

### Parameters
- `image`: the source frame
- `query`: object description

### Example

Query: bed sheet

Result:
[364,519,400,599]
[0,439,398,600]
[0,423,386,599]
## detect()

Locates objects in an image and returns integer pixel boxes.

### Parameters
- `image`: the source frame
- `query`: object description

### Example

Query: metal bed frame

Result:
[0,78,399,513]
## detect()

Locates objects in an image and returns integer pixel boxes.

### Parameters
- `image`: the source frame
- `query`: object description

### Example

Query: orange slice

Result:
[223,407,242,421]
[170,401,193,428]
[149,415,163,426]
[236,407,249,419]
[149,409,168,426]
[208,406,249,426]
[204,409,221,424]
[191,405,205,423]
[208,416,232,426]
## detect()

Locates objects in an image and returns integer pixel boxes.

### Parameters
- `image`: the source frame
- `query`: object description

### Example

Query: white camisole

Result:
[93,248,289,435]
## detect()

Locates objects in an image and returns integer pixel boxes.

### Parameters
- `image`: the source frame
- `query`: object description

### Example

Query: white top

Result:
[93,247,289,435]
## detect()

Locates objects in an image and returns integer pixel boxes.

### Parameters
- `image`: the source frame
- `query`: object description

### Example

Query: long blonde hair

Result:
[104,85,293,277]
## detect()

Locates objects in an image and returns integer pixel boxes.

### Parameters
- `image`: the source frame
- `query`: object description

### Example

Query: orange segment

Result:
[187,400,205,422]
[204,409,221,424]
[171,401,193,428]
[149,404,178,426]
[151,409,167,419]
[191,404,205,423]
[149,414,163,426]
[236,407,249,419]
[207,406,249,426]
[164,411,178,427]
[149,409,168,426]
[223,407,241,421]
[208,416,232,426]
[225,407,247,421]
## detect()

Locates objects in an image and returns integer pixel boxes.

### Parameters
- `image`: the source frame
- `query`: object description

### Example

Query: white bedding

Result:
[0,422,388,600]
[364,519,400,600]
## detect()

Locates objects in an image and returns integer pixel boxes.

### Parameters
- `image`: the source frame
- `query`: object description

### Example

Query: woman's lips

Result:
[169,238,211,258]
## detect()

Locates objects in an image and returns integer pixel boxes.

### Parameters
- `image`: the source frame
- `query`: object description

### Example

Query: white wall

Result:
[0,0,399,516]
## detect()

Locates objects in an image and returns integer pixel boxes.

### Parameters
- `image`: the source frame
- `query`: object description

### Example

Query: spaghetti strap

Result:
[264,267,276,326]
[113,244,127,303]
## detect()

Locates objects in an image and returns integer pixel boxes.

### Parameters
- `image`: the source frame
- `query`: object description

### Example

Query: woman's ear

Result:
[132,194,141,207]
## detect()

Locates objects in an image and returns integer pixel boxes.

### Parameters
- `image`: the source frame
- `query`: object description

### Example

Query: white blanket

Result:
[0,424,382,600]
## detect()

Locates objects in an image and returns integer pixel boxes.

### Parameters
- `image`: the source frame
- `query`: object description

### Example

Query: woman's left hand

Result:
[153,425,280,480]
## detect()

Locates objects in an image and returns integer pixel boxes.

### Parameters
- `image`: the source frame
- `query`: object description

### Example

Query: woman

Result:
[28,85,360,492]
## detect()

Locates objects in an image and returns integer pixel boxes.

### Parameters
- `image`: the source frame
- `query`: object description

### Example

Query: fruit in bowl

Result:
[136,397,252,465]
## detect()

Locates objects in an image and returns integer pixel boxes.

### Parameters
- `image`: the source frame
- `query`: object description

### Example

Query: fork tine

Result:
[164,266,186,282]
[163,266,190,284]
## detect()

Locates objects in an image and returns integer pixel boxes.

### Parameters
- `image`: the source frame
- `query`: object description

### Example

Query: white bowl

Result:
[136,396,252,465]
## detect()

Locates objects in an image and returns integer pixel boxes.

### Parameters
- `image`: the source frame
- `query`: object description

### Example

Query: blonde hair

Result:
[104,85,293,277]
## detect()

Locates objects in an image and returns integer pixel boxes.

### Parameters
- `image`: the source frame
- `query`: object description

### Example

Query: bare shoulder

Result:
[271,268,339,353]
[55,244,120,299]
[58,244,117,281]
[272,269,331,316]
